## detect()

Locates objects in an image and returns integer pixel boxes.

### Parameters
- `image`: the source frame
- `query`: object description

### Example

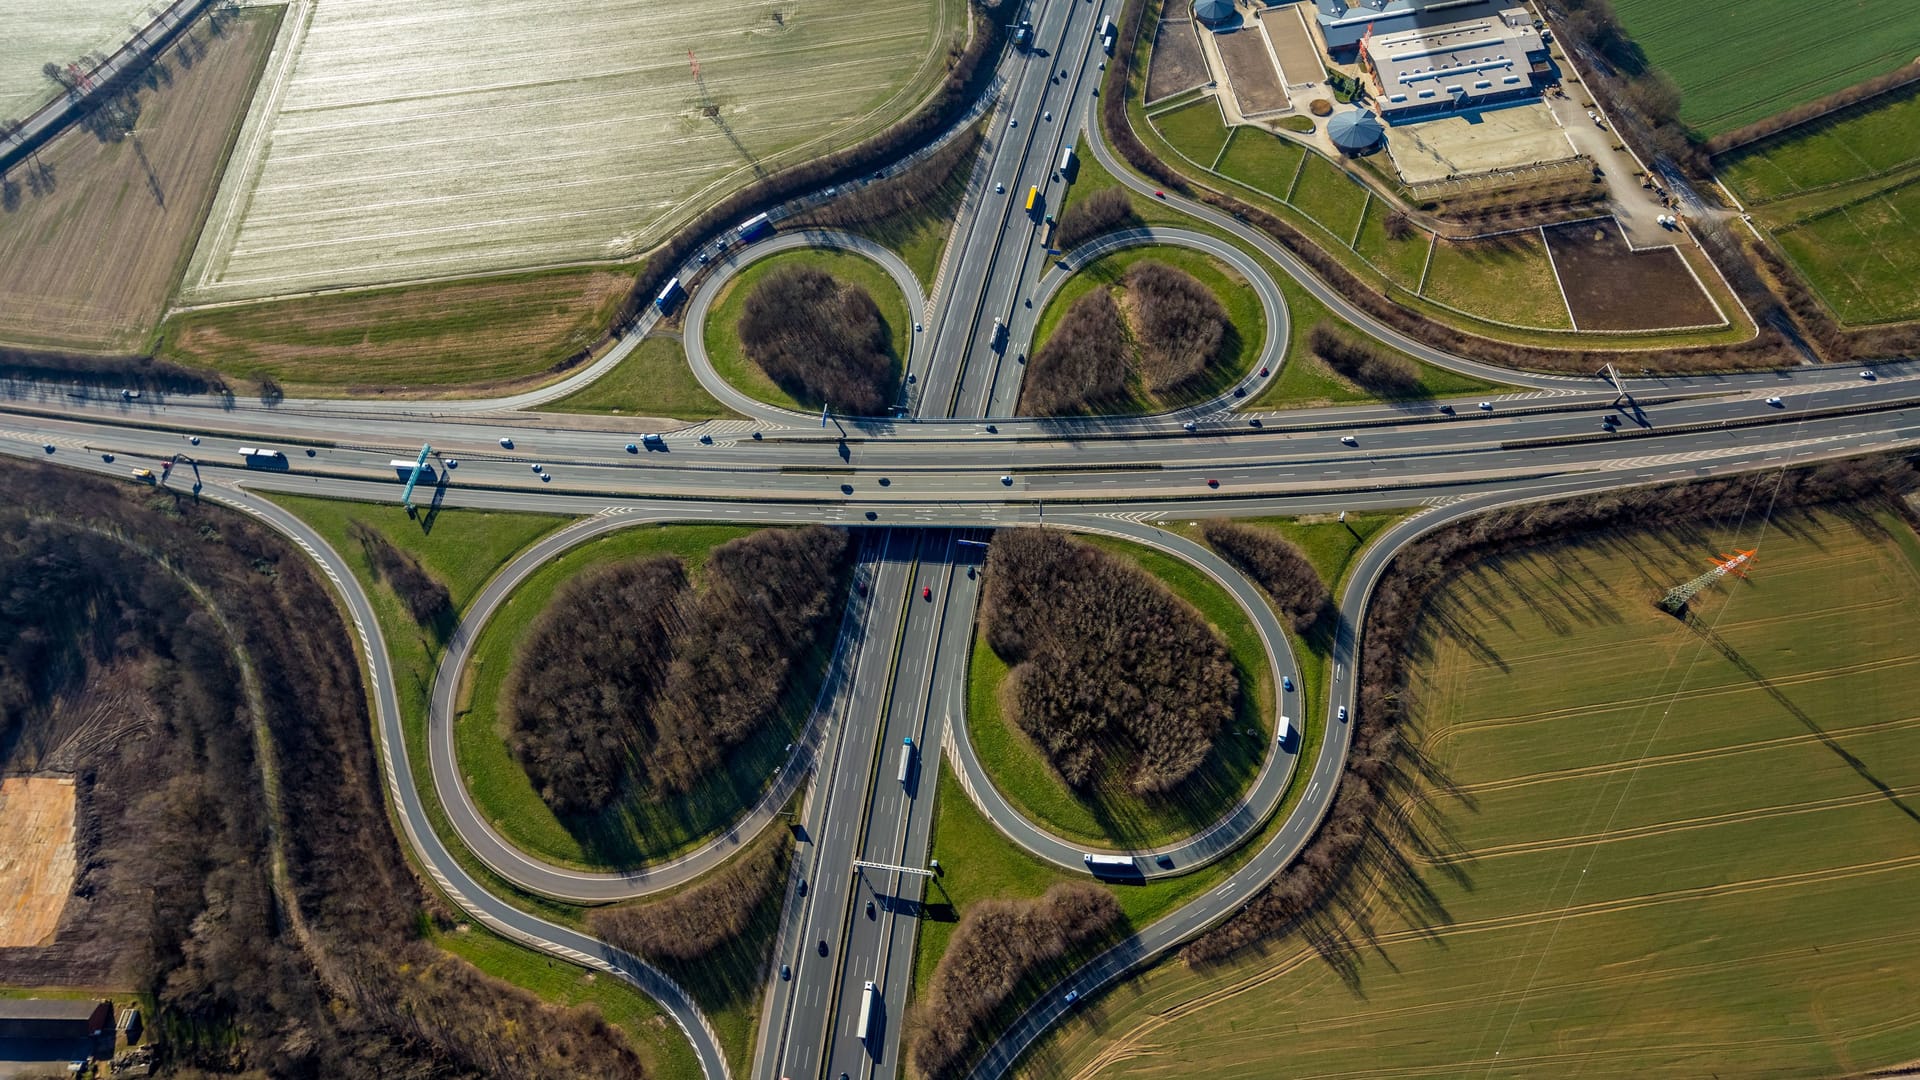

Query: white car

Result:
[995,182,1005,194]
[499,436,514,448]
[1182,420,1197,432]
[1009,117,1018,128]
[1477,401,1493,411]
[1337,706,1349,722]
[1765,395,1783,407]
[445,458,459,468]
[188,435,200,445]
[1340,435,1358,446]
[1001,475,1013,485]
[1861,369,1877,380]
[530,463,543,473]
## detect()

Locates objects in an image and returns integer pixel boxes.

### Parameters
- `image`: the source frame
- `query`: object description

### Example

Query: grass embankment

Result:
[0,9,280,353]
[160,267,636,394]
[433,928,700,1079]
[264,495,588,920]
[1055,137,1513,408]
[967,532,1273,849]
[545,334,738,421]
[1025,505,1920,1077]
[702,248,912,413]
[1031,245,1265,414]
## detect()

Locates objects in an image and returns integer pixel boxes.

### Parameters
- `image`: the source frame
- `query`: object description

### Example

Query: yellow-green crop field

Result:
[180,0,960,302]
[1019,505,1920,1079]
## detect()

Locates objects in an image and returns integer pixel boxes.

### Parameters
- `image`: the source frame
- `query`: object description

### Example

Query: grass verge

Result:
[545,334,740,421]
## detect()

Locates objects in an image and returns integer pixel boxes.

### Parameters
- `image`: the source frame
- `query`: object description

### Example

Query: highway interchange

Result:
[4,0,1920,1076]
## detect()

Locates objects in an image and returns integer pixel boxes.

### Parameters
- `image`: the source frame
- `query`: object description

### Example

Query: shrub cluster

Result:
[982,529,1237,793]
[1198,520,1332,633]
[911,882,1121,1080]
[505,556,688,815]
[347,520,452,626]
[1183,454,1919,964]
[1123,260,1226,392]
[1055,186,1140,251]
[1025,290,1129,415]
[590,833,789,965]
[738,266,896,415]
[505,526,850,817]
[1308,321,1418,393]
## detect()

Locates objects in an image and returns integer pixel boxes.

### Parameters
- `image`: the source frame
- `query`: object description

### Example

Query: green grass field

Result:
[452,524,836,871]
[1351,196,1434,290]
[1213,125,1306,203]
[546,334,738,421]
[702,248,912,412]
[1422,232,1574,330]
[1717,82,1920,204]
[1148,99,1233,167]
[1030,245,1266,414]
[1610,0,1920,136]
[1775,178,1920,324]
[1286,153,1370,245]
[1022,505,1920,1079]
[966,532,1274,848]
[159,267,637,393]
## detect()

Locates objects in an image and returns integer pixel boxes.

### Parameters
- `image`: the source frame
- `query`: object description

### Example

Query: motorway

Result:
[5,0,1920,1075]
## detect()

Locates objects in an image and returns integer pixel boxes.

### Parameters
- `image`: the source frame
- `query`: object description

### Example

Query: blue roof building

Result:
[1327,109,1386,153]
[1313,0,1510,53]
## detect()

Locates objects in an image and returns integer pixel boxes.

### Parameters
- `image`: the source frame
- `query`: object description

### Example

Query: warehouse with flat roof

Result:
[1312,0,1511,53]
[1363,6,1550,119]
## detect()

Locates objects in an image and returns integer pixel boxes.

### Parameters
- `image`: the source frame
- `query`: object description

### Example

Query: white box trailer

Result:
[857,981,878,1042]
[898,737,915,785]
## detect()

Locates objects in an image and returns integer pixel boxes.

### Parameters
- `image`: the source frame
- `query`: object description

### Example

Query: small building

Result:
[1311,0,1512,55]
[1327,108,1386,154]
[1194,0,1237,27]
[1362,6,1550,121]
[0,999,113,1042]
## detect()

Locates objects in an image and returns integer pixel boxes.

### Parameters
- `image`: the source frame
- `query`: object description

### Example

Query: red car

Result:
[1206,478,1220,488]
[922,586,933,601]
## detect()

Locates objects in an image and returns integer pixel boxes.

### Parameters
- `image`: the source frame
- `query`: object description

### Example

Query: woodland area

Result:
[1198,520,1332,633]
[981,529,1237,794]
[506,525,851,816]
[738,267,898,415]
[1026,259,1228,415]
[1183,455,1920,964]
[911,882,1121,1080]
[0,462,646,1078]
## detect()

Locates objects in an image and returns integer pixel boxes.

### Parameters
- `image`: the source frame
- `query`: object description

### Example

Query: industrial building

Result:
[0,999,115,1076]
[1311,0,1514,54]
[1361,6,1550,120]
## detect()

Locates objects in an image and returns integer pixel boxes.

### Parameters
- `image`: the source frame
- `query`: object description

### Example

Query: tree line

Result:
[793,124,984,234]
[1308,321,1419,394]
[1183,454,1920,964]
[1198,520,1332,634]
[349,520,453,627]
[1124,260,1227,392]
[590,831,789,965]
[911,882,1121,1080]
[1024,289,1128,415]
[506,526,851,817]
[1054,186,1140,251]
[738,266,896,415]
[0,461,647,1078]
[982,529,1237,794]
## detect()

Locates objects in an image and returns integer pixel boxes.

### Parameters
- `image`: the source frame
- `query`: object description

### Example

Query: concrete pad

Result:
[1384,102,1577,185]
